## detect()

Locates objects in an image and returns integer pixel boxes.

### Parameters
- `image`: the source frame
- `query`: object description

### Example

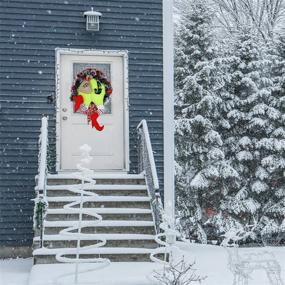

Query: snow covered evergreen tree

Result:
[175,0,239,243]
[217,31,285,242]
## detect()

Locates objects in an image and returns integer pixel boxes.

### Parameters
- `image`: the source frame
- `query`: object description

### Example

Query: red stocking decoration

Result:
[90,113,104,131]
[73,95,84,113]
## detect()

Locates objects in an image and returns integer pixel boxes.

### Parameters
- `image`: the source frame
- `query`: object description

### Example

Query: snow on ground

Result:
[1,244,284,285]
[0,258,33,285]
[28,262,160,285]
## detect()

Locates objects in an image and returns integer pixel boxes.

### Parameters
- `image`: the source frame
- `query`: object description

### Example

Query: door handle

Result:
[62,116,68,121]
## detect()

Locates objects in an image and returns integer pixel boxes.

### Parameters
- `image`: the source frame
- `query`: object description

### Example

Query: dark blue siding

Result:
[0,0,163,247]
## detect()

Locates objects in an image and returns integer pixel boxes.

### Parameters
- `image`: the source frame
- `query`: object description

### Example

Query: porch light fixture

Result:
[84,7,102,32]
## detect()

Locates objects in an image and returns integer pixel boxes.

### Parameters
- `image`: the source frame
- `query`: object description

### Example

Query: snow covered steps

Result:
[33,174,161,264]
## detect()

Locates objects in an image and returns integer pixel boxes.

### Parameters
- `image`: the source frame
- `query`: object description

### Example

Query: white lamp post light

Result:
[84,7,102,32]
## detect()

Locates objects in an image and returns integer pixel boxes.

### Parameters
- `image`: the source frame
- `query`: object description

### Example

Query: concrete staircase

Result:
[33,173,160,264]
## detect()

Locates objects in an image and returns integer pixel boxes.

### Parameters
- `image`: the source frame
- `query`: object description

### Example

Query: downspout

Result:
[163,0,175,224]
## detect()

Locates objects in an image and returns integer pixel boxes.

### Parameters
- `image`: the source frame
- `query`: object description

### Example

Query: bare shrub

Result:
[152,258,206,285]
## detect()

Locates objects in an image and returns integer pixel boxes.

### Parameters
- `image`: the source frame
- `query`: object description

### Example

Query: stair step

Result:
[33,246,160,263]
[47,208,152,214]
[44,226,155,235]
[46,185,148,197]
[47,190,148,197]
[46,196,151,209]
[46,184,147,190]
[43,220,156,235]
[44,220,154,228]
[34,253,160,264]
[47,202,151,209]
[47,173,145,180]
[36,239,158,249]
[34,233,158,249]
[47,179,146,186]
[35,234,155,241]
[46,213,153,221]
[34,247,157,257]
[33,247,155,256]
[45,208,153,221]
[46,174,146,186]
[46,196,151,202]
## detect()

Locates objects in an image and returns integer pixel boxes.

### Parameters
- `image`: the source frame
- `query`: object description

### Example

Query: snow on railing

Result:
[137,120,181,266]
[137,120,159,189]
[137,120,162,232]
[33,116,49,247]
[37,116,48,196]
[55,145,110,284]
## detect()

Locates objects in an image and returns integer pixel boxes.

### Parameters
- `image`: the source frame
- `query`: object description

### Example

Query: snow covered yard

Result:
[0,258,33,285]
[179,243,285,285]
[1,243,283,285]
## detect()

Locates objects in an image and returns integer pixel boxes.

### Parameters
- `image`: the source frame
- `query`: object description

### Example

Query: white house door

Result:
[58,52,128,171]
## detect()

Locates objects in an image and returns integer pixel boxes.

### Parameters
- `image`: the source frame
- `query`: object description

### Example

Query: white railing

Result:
[37,116,48,196]
[137,120,182,267]
[33,116,49,248]
[137,120,162,233]
[137,120,159,189]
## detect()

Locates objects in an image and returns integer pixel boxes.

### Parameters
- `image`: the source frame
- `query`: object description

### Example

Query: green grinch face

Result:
[77,78,106,108]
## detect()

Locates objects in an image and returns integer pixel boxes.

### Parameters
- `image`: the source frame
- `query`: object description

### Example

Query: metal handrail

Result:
[137,120,159,189]
[34,116,49,248]
[137,119,162,233]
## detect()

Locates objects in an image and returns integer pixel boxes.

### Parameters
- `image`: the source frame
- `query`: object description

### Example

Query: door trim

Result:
[55,48,130,173]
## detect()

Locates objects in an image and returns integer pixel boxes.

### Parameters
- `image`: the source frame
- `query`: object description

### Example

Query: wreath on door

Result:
[70,68,113,131]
